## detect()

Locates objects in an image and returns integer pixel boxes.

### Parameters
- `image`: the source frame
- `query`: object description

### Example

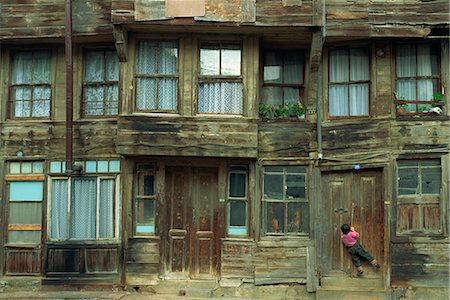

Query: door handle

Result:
[334,208,348,214]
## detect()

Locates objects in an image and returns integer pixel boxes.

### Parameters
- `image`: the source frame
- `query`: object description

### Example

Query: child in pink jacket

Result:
[341,224,381,277]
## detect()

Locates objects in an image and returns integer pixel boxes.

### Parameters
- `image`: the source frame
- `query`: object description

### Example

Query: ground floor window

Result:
[134,164,156,236]
[262,166,309,236]
[49,176,118,241]
[397,159,443,234]
[227,165,248,236]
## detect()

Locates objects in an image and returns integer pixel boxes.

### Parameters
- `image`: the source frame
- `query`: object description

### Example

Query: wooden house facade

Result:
[0,0,448,298]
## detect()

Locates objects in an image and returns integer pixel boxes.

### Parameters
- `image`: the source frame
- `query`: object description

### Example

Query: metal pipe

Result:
[65,0,73,174]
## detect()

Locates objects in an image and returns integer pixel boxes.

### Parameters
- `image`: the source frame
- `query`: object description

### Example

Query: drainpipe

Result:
[65,0,73,174]
[317,0,326,160]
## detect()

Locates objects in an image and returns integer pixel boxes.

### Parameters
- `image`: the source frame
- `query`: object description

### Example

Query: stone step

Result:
[180,287,213,298]
[316,289,389,300]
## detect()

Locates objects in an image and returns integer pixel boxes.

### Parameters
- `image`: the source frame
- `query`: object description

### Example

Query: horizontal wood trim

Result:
[5,175,45,181]
[8,224,42,231]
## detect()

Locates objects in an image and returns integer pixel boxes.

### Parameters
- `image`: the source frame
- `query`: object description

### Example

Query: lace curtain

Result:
[12,51,51,117]
[50,179,69,240]
[136,41,178,111]
[83,50,119,116]
[329,49,369,116]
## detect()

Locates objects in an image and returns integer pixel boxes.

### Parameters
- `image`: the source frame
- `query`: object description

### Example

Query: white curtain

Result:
[70,178,97,240]
[198,82,243,114]
[99,179,115,238]
[329,49,369,116]
[12,51,51,117]
[50,179,68,240]
[136,41,178,110]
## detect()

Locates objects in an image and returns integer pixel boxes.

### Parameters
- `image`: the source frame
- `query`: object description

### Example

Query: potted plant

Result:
[259,101,305,120]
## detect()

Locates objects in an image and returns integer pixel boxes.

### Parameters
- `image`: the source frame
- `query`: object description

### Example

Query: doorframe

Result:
[316,164,391,288]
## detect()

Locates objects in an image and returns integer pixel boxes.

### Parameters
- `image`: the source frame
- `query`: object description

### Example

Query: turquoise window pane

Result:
[10,162,21,174]
[85,161,96,173]
[33,162,43,173]
[136,225,155,234]
[10,181,43,201]
[62,162,66,173]
[109,160,120,172]
[50,162,61,173]
[98,161,108,172]
[22,162,32,174]
[228,228,247,235]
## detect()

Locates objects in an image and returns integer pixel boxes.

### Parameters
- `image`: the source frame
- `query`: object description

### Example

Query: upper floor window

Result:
[263,166,309,236]
[329,48,369,117]
[135,40,178,112]
[262,50,304,106]
[82,49,119,117]
[198,42,242,114]
[396,159,443,235]
[395,43,440,113]
[10,51,51,118]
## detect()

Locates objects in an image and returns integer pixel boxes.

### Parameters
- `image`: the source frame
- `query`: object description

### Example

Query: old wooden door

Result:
[164,166,221,279]
[322,170,384,277]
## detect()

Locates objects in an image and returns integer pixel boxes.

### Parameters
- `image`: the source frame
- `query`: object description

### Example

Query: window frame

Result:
[261,48,306,106]
[327,47,371,119]
[133,164,157,237]
[227,165,248,237]
[81,48,120,118]
[197,40,244,115]
[48,175,119,242]
[262,166,309,237]
[396,159,443,236]
[9,49,53,119]
[134,39,180,113]
[394,42,442,115]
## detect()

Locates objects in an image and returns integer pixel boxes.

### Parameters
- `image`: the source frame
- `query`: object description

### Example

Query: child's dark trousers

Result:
[347,242,374,267]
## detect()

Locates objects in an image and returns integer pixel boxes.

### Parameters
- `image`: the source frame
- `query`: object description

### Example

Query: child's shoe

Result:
[357,270,364,277]
[372,263,381,269]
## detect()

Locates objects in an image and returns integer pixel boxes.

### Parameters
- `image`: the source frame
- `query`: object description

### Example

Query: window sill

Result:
[46,240,120,246]
[257,237,311,248]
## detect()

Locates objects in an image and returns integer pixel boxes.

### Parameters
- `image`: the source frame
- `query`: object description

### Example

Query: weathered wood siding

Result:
[126,239,160,284]
[117,116,258,158]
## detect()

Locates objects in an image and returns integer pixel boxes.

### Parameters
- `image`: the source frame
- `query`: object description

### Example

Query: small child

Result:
[341,223,381,277]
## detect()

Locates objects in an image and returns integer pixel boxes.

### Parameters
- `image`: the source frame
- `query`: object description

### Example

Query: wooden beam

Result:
[4,175,45,181]
[8,224,42,231]
[113,25,128,63]
[306,30,324,120]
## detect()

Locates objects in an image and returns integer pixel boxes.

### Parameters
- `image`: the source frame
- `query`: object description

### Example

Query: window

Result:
[198,42,242,114]
[134,164,156,236]
[82,49,119,116]
[262,50,304,106]
[397,160,442,234]
[6,161,44,244]
[135,41,178,111]
[262,167,309,236]
[48,160,120,241]
[227,166,248,236]
[329,48,369,117]
[10,51,51,118]
[395,43,440,113]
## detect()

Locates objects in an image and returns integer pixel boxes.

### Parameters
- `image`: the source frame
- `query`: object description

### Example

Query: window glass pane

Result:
[50,161,61,173]
[70,178,96,240]
[421,160,441,167]
[265,166,283,173]
[264,174,283,200]
[99,179,115,238]
[10,162,21,174]
[329,84,349,116]
[136,78,156,110]
[9,202,42,224]
[159,41,178,74]
[286,167,306,173]
[97,161,109,173]
[198,82,242,114]
[264,51,282,83]
[350,83,369,116]
[287,202,309,234]
[13,52,32,84]
[229,172,246,197]
[158,78,178,110]
[138,41,157,74]
[8,230,41,244]
[266,202,284,233]
[349,48,369,81]
[286,174,305,199]
[33,162,43,173]
[421,167,441,194]
[142,175,155,196]
[50,179,68,240]
[105,51,119,81]
[85,51,104,81]
[200,46,220,75]
[109,160,120,172]
[396,45,416,77]
[229,200,246,227]
[283,53,303,84]
[10,181,43,201]
[221,46,241,76]
[283,87,300,104]
[32,51,51,83]
[329,50,349,82]
[21,162,32,174]
[85,161,96,173]
[262,86,282,105]
[398,167,419,195]
[136,199,155,234]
